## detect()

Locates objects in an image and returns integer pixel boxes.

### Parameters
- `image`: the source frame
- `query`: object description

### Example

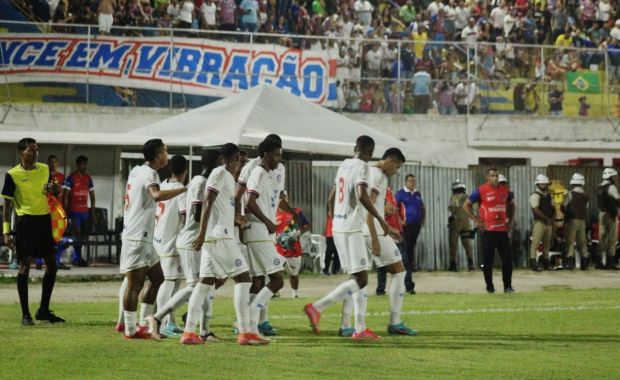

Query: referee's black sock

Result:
[17,273,30,317]
[40,271,57,312]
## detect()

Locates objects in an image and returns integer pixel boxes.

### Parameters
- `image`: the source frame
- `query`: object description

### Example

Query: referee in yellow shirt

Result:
[2,138,65,325]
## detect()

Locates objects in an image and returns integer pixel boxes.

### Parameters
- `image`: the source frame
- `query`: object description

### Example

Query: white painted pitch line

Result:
[266,304,620,320]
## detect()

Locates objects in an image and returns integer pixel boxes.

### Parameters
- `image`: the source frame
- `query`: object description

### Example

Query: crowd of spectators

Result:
[10,0,620,114]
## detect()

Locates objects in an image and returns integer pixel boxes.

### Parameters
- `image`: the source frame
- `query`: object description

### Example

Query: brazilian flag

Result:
[566,71,600,94]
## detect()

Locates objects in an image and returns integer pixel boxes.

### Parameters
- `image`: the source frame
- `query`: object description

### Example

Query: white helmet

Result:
[602,168,618,180]
[452,179,466,190]
[498,174,507,184]
[570,173,585,186]
[535,174,550,185]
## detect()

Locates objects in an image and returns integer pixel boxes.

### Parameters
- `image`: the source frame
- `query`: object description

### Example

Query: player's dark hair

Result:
[220,143,240,159]
[258,138,282,157]
[47,154,58,161]
[487,167,499,174]
[355,135,375,152]
[405,174,416,181]
[170,155,187,176]
[76,155,88,165]
[382,148,406,163]
[264,134,282,144]
[143,139,165,161]
[200,149,220,178]
[239,149,248,157]
[17,138,36,152]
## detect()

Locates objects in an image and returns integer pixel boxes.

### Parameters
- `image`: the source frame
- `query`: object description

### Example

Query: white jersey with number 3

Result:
[363,166,388,235]
[176,175,207,249]
[153,180,185,256]
[204,166,236,241]
[332,158,369,233]
[122,164,160,242]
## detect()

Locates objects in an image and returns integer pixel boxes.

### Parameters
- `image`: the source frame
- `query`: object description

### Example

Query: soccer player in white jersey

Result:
[146,150,221,340]
[152,155,188,336]
[304,135,392,340]
[244,138,286,337]
[120,139,187,339]
[340,148,417,337]
[180,143,267,345]
[235,134,292,336]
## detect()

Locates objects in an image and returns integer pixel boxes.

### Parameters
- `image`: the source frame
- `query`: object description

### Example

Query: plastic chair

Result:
[310,234,326,273]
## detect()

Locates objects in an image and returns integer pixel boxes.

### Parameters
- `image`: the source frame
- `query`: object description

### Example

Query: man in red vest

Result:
[464,168,516,293]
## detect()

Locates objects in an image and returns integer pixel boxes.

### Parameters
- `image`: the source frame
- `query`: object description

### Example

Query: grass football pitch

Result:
[0,288,619,379]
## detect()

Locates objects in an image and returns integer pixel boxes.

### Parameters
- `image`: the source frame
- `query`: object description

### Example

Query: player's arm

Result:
[148,184,187,202]
[234,182,246,215]
[298,211,311,234]
[359,183,389,236]
[2,198,14,250]
[366,191,381,256]
[192,190,218,251]
[327,186,336,217]
[507,198,516,229]
[463,198,484,229]
[89,189,96,217]
[247,193,276,234]
[62,183,71,212]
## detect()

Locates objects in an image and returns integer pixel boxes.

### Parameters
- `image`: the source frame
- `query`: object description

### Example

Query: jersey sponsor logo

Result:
[0,34,338,104]
[361,258,367,265]
[234,258,242,267]
[273,258,281,266]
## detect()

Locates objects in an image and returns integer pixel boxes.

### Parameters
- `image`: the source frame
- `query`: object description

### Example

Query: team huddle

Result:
[116,134,416,345]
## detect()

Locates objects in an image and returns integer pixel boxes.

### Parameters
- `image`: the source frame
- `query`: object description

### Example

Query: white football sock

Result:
[184,283,212,334]
[313,279,360,313]
[341,294,354,329]
[154,285,194,321]
[389,272,406,325]
[123,310,137,336]
[259,304,269,324]
[353,287,368,333]
[234,282,251,334]
[156,280,176,326]
[292,289,298,298]
[117,277,128,325]
[168,279,182,325]
[200,287,215,336]
[249,287,274,334]
[139,303,154,326]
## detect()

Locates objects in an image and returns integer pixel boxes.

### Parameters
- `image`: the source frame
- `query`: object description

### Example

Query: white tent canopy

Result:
[130,85,413,158]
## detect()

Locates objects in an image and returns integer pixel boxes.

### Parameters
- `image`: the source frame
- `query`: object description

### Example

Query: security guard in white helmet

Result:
[448,179,474,271]
[597,168,620,270]
[562,173,589,270]
[529,174,554,271]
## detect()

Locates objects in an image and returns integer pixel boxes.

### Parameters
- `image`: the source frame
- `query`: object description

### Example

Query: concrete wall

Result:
[2,104,619,169]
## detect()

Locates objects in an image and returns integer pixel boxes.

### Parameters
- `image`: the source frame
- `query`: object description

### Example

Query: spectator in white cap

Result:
[610,20,620,41]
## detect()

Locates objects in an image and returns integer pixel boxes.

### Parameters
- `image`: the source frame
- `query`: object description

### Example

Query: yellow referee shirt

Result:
[1,163,51,216]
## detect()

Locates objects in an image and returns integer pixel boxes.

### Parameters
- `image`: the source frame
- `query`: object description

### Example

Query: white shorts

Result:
[98,13,113,33]
[284,256,302,276]
[364,235,402,268]
[333,231,370,274]
[246,241,284,277]
[119,240,160,273]
[199,239,249,279]
[160,256,184,280]
[177,247,200,285]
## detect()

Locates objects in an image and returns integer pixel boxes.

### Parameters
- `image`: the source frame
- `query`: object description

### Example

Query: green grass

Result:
[0,289,619,379]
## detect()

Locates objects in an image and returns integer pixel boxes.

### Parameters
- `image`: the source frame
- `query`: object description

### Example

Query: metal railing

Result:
[0,19,617,118]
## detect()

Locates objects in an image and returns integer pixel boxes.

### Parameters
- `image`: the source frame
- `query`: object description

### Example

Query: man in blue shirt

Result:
[240,0,259,32]
[412,68,431,114]
[395,174,425,294]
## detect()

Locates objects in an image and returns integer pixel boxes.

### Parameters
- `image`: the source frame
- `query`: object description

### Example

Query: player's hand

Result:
[371,238,381,256]
[388,227,402,242]
[234,213,248,227]
[3,234,15,251]
[379,219,390,236]
[475,219,486,229]
[192,234,205,251]
[266,220,276,235]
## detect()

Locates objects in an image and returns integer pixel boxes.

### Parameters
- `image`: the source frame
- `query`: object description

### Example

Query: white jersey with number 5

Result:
[122,164,160,242]
[153,180,186,256]
[204,166,236,241]
[332,158,369,233]
[363,166,388,235]
[176,175,207,249]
